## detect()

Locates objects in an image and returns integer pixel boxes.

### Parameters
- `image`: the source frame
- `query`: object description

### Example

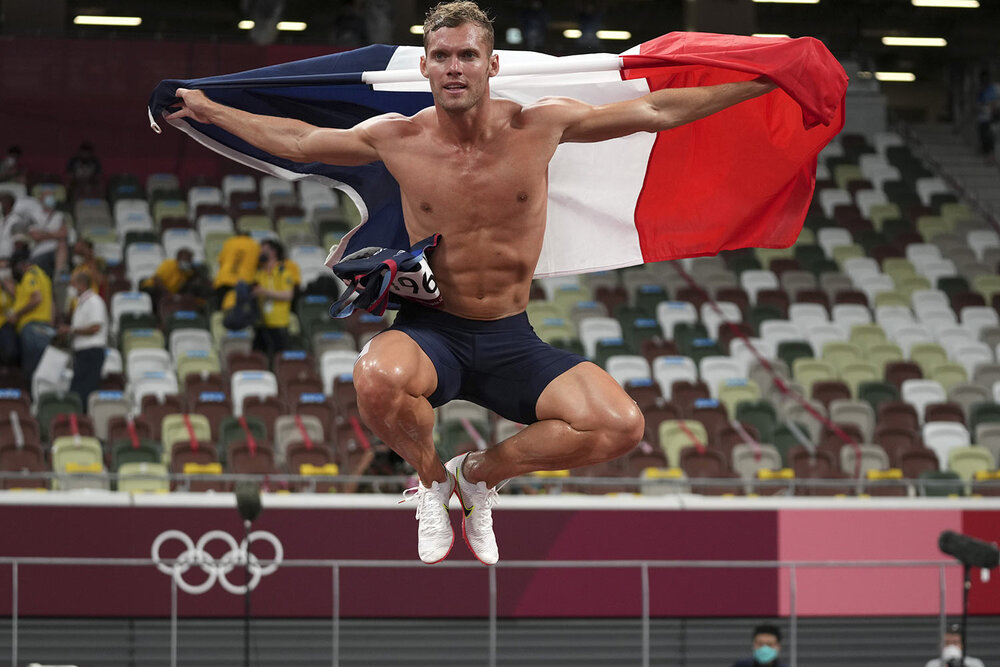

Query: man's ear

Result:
[488,53,499,78]
[419,55,428,78]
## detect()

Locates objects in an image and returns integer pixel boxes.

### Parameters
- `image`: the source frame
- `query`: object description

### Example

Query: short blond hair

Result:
[423,1,494,52]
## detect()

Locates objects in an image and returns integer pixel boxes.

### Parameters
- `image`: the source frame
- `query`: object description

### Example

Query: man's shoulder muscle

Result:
[363,111,424,146]
[514,96,590,127]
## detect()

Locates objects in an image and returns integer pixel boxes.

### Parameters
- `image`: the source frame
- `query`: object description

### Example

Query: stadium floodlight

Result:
[912,0,979,7]
[875,71,916,82]
[409,25,424,35]
[238,20,255,30]
[563,29,583,39]
[73,15,142,26]
[596,30,632,40]
[276,22,307,31]
[881,36,947,46]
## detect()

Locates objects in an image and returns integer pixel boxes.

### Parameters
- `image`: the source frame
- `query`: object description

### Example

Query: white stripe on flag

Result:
[375,46,653,277]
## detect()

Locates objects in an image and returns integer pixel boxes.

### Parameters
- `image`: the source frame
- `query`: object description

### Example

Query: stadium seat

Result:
[839,443,890,477]
[112,437,162,472]
[947,446,995,483]
[229,370,278,417]
[717,379,760,418]
[922,421,972,469]
[51,435,105,490]
[162,414,212,462]
[901,379,947,422]
[36,391,83,443]
[274,414,325,467]
[919,470,963,497]
[658,420,708,467]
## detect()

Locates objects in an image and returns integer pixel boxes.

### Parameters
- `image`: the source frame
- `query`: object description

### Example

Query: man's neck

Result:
[433,97,494,147]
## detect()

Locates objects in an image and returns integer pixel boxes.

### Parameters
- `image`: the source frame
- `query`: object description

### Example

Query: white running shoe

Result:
[400,477,454,564]
[445,454,501,566]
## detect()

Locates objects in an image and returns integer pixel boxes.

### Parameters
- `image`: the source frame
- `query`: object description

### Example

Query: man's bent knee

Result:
[354,357,410,408]
[354,332,436,408]
[591,402,645,463]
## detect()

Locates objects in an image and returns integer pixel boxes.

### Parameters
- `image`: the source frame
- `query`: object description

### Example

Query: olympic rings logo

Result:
[151,529,284,595]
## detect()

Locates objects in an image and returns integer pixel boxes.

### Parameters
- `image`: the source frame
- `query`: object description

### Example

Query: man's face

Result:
[420,23,498,114]
[944,632,962,649]
[0,195,12,216]
[753,633,780,651]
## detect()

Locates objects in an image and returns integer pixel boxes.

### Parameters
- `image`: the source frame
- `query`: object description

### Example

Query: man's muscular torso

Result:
[369,98,562,321]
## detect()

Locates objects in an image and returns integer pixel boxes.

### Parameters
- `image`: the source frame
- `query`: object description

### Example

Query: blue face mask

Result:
[754,645,779,664]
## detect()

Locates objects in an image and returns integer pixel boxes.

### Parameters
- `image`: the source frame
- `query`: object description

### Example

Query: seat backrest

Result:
[117,462,170,493]
[230,370,278,417]
[227,440,277,475]
[51,436,104,472]
[840,443,890,477]
[922,422,972,468]
[731,443,782,479]
[947,446,995,481]
[112,439,162,471]
[161,413,212,451]
[658,420,708,467]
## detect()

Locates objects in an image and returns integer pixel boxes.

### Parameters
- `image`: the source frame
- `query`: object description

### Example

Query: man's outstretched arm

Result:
[166,88,383,166]
[555,76,776,143]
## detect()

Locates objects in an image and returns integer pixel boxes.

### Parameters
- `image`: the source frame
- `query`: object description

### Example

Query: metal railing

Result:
[2,470,996,496]
[0,555,960,667]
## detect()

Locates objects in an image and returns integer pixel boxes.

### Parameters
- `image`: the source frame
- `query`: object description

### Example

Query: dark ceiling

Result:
[4,0,998,81]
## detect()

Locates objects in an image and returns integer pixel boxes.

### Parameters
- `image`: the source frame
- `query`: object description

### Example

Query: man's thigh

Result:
[535,361,637,429]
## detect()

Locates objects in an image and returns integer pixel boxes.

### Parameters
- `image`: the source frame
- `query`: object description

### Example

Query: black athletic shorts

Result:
[386,302,586,424]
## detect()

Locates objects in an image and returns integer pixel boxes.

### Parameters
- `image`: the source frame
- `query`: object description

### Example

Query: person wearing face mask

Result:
[67,239,107,309]
[141,248,198,306]
[5,247,54,381]
[925,623,985,667]
[252,239,299,357]
[733,624,787,667]
[213,229,260,310]
[57,272,107,410]
[0,145,25,184]
[23,192,70,279]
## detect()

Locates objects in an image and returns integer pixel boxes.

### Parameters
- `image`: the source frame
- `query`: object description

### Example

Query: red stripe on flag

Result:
[619,33,846,262]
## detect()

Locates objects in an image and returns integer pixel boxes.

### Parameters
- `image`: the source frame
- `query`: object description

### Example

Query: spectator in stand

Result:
[140,248,203,308]
[0,146,26,184]
[732,623,787,667]
[65,141,101,194]
[5,247,54,381]
[0,276,17,367]
[0,193,16,261]
[58,272,107,409]
[23,192,70,279]
[68,239,107,304]
[253,239,299,356]
[212,229,259,309]
[925,623,985,667]
[976,70,999,162]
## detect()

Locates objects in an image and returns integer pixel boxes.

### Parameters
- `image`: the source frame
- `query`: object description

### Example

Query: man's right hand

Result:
[166,88,215,125]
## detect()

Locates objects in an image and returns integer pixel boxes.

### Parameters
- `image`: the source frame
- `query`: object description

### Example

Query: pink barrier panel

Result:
[778,509,965,616]
[0,499,995,618]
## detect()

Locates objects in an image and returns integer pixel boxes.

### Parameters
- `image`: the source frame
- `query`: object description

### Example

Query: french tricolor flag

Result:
[148,32,846,278]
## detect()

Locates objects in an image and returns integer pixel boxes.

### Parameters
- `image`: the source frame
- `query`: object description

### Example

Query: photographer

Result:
[925,623,985,667]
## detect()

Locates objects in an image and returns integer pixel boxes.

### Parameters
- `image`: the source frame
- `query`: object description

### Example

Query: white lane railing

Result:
[0,555,960,667]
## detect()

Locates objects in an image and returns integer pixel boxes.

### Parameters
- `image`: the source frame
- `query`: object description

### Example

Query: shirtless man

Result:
[168,1,776,566]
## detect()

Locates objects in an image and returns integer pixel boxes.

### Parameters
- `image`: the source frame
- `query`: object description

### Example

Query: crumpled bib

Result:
[325,234,443,318]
